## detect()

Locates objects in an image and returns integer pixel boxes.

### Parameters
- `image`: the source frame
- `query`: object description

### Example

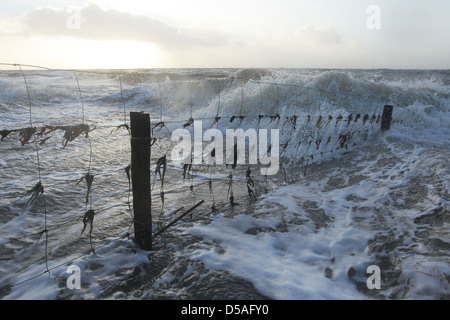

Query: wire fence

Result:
[0,63,400,290]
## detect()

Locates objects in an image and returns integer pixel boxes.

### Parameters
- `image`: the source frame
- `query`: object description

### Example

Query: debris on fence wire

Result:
[81,209,96,254]
[77,173,94,204]
[1,124,93,148]
[81,209,95,235]
[23,181,44,205]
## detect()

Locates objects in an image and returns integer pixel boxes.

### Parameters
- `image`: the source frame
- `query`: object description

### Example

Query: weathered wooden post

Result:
[381,105,393,131]
[130,112,152,250]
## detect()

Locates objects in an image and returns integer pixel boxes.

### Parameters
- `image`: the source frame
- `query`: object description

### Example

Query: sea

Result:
[0,68,448,300]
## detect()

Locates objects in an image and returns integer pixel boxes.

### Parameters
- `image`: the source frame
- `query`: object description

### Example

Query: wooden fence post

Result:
[130,112,152,251]
[381,105,393,131]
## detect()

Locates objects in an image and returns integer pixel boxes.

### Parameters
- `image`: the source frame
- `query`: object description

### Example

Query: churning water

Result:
[0,68,448,299]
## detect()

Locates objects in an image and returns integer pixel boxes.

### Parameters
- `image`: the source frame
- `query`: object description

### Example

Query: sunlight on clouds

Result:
[5,4,230,50]
[90,0,223,21]
[0,16,24,34]
[66,39,164,69]
[1,36,163,69]
[71,40,163,69]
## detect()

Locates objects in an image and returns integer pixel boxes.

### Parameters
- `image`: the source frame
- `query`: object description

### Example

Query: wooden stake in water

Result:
[130,112,152,250]
[381,105,393,131]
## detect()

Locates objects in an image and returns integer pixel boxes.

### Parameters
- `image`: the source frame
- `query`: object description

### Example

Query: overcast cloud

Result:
[0,0,448,69]
[1,4,230,49]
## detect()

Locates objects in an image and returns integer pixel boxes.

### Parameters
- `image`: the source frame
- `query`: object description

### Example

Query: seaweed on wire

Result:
[316,115,322,128]
[324,136,332,149]
[282,115,297,132]
[362,114,369,125]
[160,191,165,211]
[346,114,353,127]
[124,165,131,186]
[183,117,194,128]
[110,124,130,135]
[322,115,333,132]
[81,209,95,234]
[124,165,132,213]
[61,124,91,148]
[155,155,167,189]
[19,127,37,146]
[335,114,343,127]
[183,163,192,180]
[315,139,321,150]
[230,115,245,126]
[211,116,221,128]
[257,114,264,125]
[0,129,13,141]
[24,181,44,205]
[280,141,289,154]
[77,173,94,204]
[81,209,96,254]
[268,114,281,126]
[246,168,258,200]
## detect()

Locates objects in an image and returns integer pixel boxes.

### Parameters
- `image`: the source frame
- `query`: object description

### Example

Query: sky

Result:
[0,0,449,69]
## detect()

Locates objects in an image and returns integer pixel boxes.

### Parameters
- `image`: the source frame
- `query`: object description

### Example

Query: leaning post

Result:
[381,105,394,131]
[130,112,152,250]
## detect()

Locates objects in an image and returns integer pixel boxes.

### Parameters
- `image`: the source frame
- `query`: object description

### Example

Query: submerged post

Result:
[130,112,152,250]
[381,105,393,131]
